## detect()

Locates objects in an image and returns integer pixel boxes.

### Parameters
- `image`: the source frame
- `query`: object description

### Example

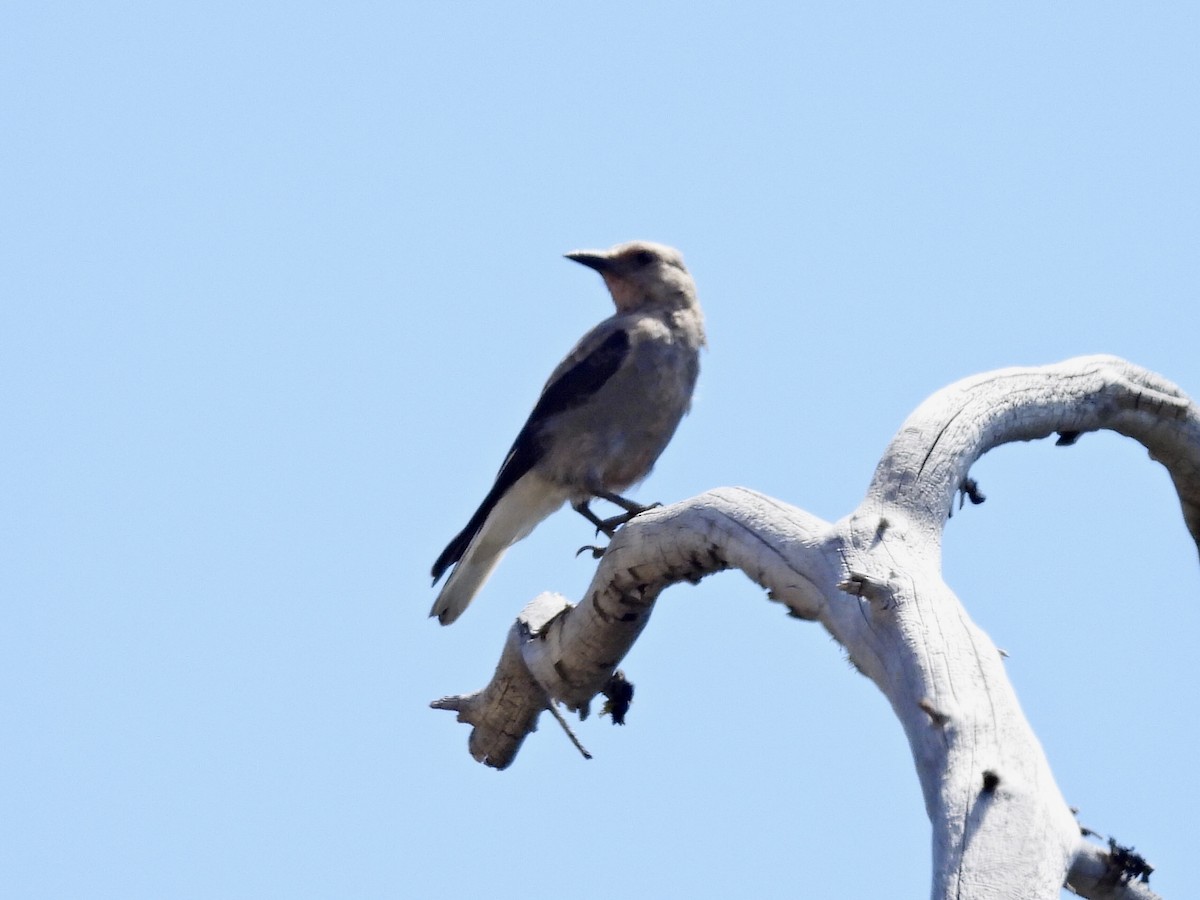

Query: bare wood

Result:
[432,355,1198,898]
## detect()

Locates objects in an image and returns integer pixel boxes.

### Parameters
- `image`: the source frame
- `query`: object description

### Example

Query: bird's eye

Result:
[634,250,655,267]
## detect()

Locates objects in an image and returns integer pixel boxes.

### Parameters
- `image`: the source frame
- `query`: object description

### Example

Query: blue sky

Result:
[3,3,1197,897]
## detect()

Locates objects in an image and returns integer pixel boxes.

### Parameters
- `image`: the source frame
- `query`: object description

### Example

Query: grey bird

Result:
[430,240,706,625]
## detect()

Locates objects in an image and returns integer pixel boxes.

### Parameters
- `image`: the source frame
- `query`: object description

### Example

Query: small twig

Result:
[545,700,592,760]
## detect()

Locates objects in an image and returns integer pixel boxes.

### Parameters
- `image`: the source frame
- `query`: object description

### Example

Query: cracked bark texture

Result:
[432,355,1198,900]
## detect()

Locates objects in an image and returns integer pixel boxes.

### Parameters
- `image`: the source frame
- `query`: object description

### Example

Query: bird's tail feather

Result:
[430,472,567,625]
[430,545,508,625]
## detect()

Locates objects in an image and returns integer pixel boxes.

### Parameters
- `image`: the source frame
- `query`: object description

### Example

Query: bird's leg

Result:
[578,490,662,534]
[592,489,661,529]
[591,489,652,514]
[573,500,619,538]
[572,492,662,558]
[572,501,610,559]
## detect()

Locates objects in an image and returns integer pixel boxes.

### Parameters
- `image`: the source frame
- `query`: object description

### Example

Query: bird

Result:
[429,240,706,625]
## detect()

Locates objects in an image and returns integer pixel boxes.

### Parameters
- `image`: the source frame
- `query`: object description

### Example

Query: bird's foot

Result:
[593,501,661,536]
[574,497,663,540]
[576,544,607,559]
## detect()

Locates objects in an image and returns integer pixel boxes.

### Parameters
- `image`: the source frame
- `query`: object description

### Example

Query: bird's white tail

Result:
[431,472,568,625]
[430,545,508,625]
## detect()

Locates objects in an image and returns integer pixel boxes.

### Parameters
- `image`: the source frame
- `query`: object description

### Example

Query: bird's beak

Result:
[564,251,611,273]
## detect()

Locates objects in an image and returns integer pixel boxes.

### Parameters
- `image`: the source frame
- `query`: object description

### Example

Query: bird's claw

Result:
[576,544,606,559]
[594,502,662,537]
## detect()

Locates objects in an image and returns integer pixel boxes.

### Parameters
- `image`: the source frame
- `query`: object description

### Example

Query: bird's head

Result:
[565,241,695,313]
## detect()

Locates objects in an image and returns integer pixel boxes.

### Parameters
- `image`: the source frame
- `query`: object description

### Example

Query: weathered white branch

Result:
[867,354,1200,551]
[433,356,1197,898]
[431,490,831,768]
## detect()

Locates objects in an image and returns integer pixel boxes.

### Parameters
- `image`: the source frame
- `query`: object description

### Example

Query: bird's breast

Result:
[535,314,701,494]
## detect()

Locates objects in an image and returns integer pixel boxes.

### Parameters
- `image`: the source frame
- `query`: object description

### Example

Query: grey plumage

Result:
[430,240,706,625]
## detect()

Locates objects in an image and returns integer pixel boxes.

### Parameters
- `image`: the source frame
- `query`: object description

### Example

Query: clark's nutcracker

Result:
[430,240,706,625]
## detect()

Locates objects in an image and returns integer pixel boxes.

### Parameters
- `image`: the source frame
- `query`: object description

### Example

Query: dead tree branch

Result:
[432,355,1198,898]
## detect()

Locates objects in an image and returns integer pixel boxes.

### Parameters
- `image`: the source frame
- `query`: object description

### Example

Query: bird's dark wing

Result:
[523,325,630,424]
[431,327,630,582]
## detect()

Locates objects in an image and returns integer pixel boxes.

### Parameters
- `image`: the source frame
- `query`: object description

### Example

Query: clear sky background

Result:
[3,3,1198,898]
